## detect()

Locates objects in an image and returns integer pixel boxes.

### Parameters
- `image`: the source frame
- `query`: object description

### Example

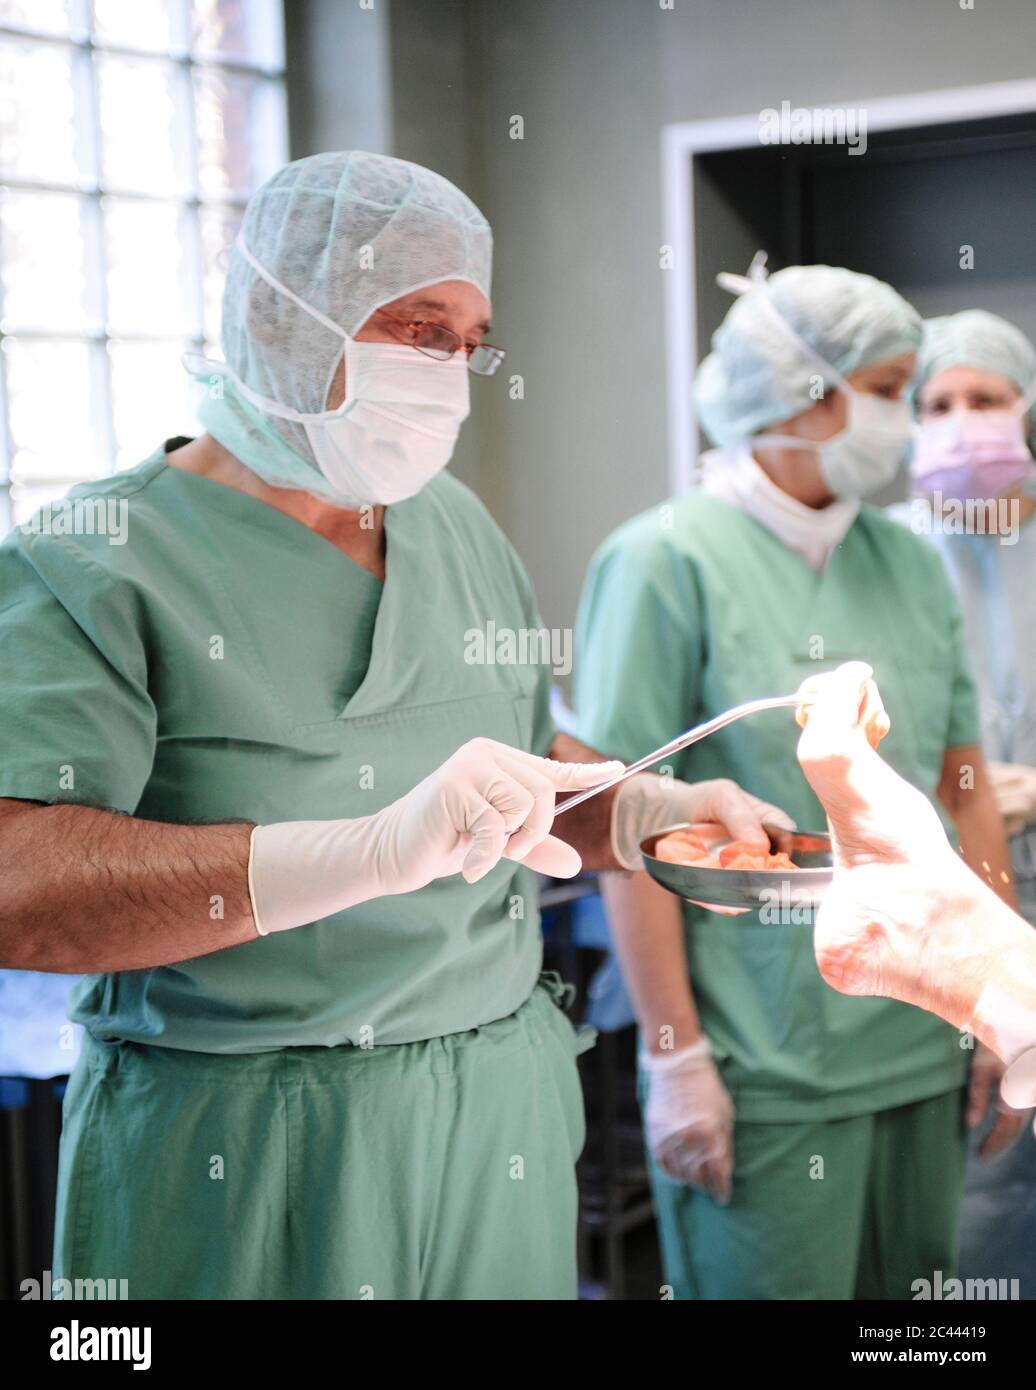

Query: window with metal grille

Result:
[0,0,288,533]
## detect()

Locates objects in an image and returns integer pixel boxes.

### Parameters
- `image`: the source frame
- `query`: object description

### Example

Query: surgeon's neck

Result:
[751,445,836,509]
[167,434,387,579]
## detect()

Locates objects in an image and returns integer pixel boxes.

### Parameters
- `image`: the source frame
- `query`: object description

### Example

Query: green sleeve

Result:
[574,528,703,764]
[0,535,157,811]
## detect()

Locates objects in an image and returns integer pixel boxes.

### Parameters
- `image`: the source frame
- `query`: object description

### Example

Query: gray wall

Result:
[287,0,1036,672]
[284,0,392,157]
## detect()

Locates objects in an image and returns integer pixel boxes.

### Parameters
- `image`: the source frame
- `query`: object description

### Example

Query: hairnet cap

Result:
[913,309,1036,443]
[219,150,492,462]
[694,265,922,448]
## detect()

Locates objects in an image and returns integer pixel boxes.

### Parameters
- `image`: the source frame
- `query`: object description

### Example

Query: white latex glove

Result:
[796,662,1036,1131]
[249,738,623,935]
[610,771,795,871]
[987,761,1036,839]
[795,661,973,1007]
[967,1041,1030,1160]
[642,1037,735,1203]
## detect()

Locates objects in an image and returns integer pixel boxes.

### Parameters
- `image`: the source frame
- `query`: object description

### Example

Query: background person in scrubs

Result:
[575,263,1020,1300]
[0,151,789,1301]
[904,309,1036,1294]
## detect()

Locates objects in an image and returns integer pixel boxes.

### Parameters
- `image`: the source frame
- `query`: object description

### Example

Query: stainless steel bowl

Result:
[640,822,833,913]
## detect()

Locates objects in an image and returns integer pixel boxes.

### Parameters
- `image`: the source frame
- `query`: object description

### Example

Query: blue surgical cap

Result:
[694,264,922,448]
[912,310,1036,446]
[218,150,492,466]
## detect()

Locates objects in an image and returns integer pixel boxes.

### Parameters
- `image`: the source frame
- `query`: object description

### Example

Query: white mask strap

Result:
[748,297,854,452]
[234,233,349,343]
[713,258,864,453]
[182,349,340,426]
[715,253,853,395]
[753,291,853,395]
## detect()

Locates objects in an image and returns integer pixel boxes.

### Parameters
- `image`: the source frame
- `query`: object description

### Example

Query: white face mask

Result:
[303,339,470,506]
[814,390,913,497]
[196,236,472,507]
[755,387,912,499]
[748,293,913,499]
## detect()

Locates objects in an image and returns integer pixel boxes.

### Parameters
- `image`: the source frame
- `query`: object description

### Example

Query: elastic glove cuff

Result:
[247,828,267,936]
[1001,1049,1036,1110]
[973,977,1036,1060]
[640,1035,713,1076]
[248,815,386,937]
[973,978,1036,1109]
[610,773,670,870]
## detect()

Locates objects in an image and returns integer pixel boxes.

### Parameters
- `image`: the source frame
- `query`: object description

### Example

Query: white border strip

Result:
[661,78,1036,494]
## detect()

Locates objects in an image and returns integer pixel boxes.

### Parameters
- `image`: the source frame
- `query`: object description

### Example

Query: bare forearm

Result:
[600,870,701,1053]
[946,789,1018,911]
[0,801,256,971]
[547,732,623,870]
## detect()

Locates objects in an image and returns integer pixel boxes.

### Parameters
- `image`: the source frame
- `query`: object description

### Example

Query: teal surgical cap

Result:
[912,309,1036,446]
[205,150,492,473]
[694,264,922,448]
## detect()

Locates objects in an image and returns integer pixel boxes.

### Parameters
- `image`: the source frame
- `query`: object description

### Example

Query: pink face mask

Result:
[911,408,1034,501]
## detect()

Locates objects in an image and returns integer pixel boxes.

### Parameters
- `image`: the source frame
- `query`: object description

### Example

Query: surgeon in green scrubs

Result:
[0,153,789,1301]
[575,263,1018,1299]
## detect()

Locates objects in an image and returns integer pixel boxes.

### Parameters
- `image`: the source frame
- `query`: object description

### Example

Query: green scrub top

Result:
[0,442,555,1051]
[575,493,979,1123]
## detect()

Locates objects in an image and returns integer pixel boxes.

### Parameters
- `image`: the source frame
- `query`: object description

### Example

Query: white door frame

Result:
[661,78,1036,494]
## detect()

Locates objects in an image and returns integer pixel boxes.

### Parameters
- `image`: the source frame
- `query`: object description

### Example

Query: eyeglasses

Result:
[374,308,506,377]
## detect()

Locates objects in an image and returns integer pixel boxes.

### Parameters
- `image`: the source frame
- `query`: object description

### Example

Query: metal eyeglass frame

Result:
[374,307,506,377]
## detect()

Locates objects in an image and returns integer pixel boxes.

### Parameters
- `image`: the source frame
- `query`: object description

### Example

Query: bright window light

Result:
[0,0,288,531]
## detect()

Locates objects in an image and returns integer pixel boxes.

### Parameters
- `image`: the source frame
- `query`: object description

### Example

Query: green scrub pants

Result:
[650,1088,967,1300]
[53,976,593,1300]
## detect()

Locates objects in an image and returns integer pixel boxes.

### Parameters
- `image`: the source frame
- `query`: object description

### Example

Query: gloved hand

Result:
[967,1042,1030,1160]
[987,762,1036,839]
[795,662,1033,1029]
[641,1037,735,1203]
[795,661,975,1009]
[249,739,623,935]
[796,663,1036,1132]
[610,771,795,871]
